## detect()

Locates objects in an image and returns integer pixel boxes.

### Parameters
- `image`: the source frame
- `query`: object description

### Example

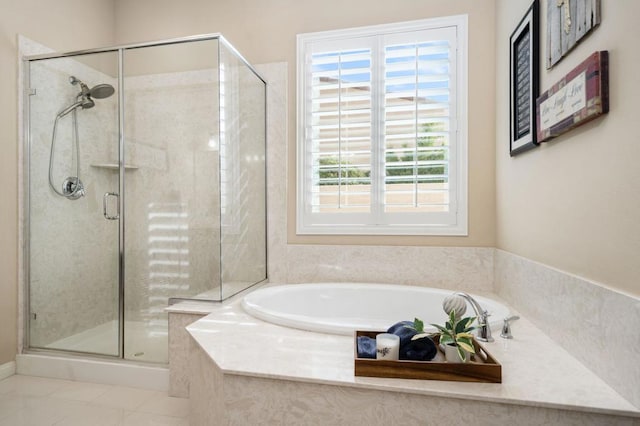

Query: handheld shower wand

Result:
[49,76,115,199]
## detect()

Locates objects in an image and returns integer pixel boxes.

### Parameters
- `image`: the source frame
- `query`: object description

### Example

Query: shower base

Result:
[18,321,168,391]
[43,319,167,364]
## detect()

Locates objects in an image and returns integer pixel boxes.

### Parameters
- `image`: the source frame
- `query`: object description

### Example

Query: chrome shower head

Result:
[69,76,115,99]
[59,75,114,117]
[89,84,115,99]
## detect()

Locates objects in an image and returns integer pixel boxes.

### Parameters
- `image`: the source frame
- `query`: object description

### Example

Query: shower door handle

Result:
[103,192,120,220]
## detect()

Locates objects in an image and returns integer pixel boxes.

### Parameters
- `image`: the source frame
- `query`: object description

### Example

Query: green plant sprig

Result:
[409,310,477,361]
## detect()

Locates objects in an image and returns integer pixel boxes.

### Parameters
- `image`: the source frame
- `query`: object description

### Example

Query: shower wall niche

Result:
[24,35,267,364]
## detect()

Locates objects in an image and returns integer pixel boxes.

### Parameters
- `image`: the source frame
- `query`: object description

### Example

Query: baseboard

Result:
[0,361,16,380]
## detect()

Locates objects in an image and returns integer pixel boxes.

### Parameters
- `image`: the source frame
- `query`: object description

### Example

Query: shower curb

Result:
[16,354,168,391]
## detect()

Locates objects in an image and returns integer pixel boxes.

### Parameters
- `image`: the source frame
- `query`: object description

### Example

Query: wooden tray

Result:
[354,330,502,383]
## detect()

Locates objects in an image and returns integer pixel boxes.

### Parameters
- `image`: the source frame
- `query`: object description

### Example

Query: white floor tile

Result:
[136,393,189,418]
[50,381,112,402]
[91,386,162,411]
[0,395,87,426]
[53,403,126,426]
[0,375,70,397]
[0,375,189,426]
[123,411,189,426]
[0,394,23,421]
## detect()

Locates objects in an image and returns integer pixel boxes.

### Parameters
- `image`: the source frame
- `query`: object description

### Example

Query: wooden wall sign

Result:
[536,51,608,143]
[547,0,601,68]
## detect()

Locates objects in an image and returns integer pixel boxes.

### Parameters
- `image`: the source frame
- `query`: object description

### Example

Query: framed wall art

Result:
[510,0,539,156]
[536,50,609,143]
[547,0,601,69]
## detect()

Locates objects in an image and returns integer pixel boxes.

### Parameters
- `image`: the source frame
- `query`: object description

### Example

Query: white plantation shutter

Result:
[297,17,467,235]
[309,43,373,216]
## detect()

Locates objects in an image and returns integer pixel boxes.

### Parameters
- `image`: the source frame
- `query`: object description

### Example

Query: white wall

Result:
[495,0,640,296]
[0,0,115,365]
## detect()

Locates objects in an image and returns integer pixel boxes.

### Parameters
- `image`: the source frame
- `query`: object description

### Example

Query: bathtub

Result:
[241,283,510,335]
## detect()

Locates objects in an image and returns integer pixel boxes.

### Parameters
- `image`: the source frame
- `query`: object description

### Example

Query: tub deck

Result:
[187,293,640,424]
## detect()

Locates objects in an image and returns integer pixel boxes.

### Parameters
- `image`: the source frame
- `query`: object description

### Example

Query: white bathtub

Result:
[242,283,510,335]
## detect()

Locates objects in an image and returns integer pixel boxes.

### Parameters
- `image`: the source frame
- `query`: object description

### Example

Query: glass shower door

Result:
[122,39,221,363]
[27,51,121,357]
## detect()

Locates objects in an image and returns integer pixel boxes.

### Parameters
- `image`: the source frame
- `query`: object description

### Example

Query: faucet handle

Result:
[476,311,494,342]
[500,316,520,339]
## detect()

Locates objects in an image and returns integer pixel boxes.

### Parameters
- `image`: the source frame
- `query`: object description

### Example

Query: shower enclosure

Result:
[23,35,267,363]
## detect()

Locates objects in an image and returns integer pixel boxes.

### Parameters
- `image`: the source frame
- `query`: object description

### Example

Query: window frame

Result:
[296,15,468,236]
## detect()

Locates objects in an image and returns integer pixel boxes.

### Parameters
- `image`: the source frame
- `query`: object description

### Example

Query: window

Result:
[296,16,468,235]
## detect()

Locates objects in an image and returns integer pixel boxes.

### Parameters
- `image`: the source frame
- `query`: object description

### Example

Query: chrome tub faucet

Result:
[454,292,494,342]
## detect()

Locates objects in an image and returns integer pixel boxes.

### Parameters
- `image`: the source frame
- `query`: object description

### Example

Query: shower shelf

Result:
[90,163,139,170]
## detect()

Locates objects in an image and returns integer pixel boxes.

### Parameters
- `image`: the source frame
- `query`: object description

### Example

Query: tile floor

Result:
[0,375,189,425]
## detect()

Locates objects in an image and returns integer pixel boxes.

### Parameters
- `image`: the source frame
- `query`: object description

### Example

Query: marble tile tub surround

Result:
[259,60,639,413]
[495,250,640,410]
[281,245,494,293]
[166,304,213,398]
[190,348,636,426]
[187,298,640,424]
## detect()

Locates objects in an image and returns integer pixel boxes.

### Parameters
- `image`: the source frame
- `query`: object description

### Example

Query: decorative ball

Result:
[442,294,467,318]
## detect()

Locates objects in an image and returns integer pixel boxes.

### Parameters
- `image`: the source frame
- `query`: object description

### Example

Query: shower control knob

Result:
[62,177,85,200]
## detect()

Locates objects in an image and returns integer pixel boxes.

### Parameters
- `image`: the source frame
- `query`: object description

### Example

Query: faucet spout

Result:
[453,292,494,342]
